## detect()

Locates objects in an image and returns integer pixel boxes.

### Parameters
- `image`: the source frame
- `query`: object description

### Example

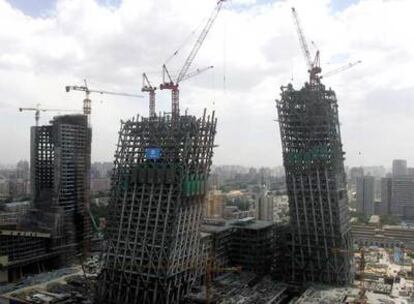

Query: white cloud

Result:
[0,0,413,169]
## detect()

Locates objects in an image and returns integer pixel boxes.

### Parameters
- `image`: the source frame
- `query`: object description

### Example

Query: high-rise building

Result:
[392,159,408,177]
[1,114,91,283]
[391,177,414,219]
[205,189,224,218]
[31,114,91,253]
[349,167,364,187]
[256,185,274,221]
[380,177,392,216]
[276,82,352,285]
[97,111,217,304]
[356,176,375,217]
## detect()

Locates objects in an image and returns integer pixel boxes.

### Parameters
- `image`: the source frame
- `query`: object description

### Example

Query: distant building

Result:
[349,167,364,186]
[16,160,29,180]
[380,177,393,216]
[91,162,113,178]
[0,177,9,200]
[255,185,274,221]
[201,218,275,275]
[205,189,224,218]
[391,177,414,219]
[230,218,274,274]
[352,223,414,249]
[408,167,414,177]
[223,206,255,219]
[393,159,408,177]
[90,178,111,194]
[356,176,375,216]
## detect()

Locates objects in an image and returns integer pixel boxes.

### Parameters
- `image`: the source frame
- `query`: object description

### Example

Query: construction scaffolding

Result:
[96,110,217,304]
[276,81,353,285]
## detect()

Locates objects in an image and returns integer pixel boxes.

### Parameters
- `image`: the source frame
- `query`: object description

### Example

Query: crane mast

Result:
[291,7,321,84]
[160,0,227,117]
[142,73,157,117]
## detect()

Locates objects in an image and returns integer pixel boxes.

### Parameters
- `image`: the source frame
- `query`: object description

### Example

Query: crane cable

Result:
[164,14,208,66]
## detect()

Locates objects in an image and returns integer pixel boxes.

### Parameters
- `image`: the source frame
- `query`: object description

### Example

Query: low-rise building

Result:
[352,223,414,249]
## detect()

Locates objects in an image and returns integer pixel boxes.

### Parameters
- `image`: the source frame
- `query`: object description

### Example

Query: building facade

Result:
[356,176,375,217]
[391,177,414,219]
[276,82,352,285]
[256,185,274,221]
[380,177,392,216]
[393,159,408,177]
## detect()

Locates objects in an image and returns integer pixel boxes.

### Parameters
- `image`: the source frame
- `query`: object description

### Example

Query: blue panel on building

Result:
[145,147,161,160]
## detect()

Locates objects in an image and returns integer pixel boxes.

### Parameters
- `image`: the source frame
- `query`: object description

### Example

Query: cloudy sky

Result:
[0,0,413,168]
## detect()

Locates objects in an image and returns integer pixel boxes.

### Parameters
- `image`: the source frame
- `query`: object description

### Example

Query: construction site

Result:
[96,109,217,303]
[274,7,355,285]
[3,2,413,304]
[0,113,92,284]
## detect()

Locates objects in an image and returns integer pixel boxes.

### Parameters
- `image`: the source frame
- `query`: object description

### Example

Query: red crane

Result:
[292,7,361,83]
[160,0,227,117]
[291,7,321,84]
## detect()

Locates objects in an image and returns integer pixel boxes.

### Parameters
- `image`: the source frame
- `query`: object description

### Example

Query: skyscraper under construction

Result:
[31,114,91,254]
[276,80,353,285]
[96,111,217,304]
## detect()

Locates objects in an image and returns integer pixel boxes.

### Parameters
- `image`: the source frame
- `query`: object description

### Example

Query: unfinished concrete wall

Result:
[276,82,353,285]
[96,111,217,304]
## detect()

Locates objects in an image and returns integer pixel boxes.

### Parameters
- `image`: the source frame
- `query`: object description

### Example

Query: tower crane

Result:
[142,73,157,117]
[291,7,321,84]
[160,0,227,117]
[322,60,362,78]
[292,7,361,83]
[19,104,77,126]
[65,80,144,117]
[143,66,213,118]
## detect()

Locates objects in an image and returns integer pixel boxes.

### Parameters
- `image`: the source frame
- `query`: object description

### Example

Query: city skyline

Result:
[0,0,413,167]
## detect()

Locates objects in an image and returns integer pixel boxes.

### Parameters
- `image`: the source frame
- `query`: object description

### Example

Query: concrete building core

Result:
[96,111,217,304]
[276,82,353,285]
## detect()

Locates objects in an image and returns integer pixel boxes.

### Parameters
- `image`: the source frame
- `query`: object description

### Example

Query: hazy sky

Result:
[0,0,413,168]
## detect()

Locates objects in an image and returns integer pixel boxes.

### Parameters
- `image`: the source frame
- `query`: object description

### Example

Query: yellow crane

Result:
[65,79,144,118]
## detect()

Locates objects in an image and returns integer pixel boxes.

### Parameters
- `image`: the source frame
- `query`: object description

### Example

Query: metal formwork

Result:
[276,82,352,285]
[97,110,217,304]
